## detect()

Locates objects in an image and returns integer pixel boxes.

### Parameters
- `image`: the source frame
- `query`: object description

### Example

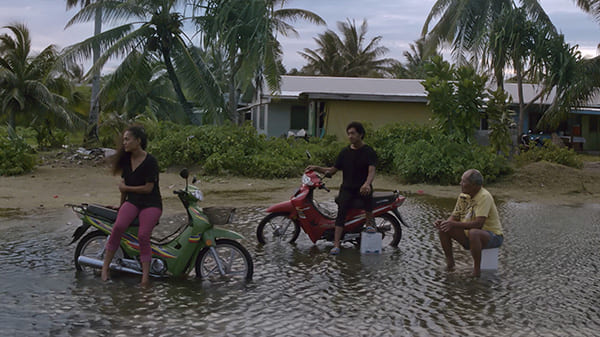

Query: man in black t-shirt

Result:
[306,121,377,255]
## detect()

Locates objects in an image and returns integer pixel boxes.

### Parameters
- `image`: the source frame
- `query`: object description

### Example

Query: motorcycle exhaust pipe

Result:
[77,256,142,275]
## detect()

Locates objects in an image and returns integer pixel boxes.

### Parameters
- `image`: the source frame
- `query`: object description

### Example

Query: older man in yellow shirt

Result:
[434,169,504,277]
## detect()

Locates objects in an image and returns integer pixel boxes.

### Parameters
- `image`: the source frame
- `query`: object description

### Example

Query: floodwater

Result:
[1,197,599,337]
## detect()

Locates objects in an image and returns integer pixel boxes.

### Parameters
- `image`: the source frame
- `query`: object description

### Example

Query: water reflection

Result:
[0,199,599,336]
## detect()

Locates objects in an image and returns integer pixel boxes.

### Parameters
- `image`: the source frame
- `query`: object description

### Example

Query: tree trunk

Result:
[8,110,15,130]
[228,75,238,125]
[161,46,193,122]
[83,7,102,147]
[228,55,239,125]
[516,60,526,150]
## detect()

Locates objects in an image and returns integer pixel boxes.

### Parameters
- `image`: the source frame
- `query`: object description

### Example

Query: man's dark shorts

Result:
[462,230,503,250]
[334,188,373,227]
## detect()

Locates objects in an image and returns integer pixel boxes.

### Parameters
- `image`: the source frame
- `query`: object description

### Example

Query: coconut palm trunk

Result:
[84,6,102,146]
[516,60,526,137]
[160,43,193,121]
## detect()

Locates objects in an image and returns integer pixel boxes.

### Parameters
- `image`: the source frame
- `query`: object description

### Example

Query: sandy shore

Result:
[2,160,599,220]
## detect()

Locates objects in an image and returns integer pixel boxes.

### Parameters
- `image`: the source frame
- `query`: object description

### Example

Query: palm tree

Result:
[100,50,183,122]
[389,39,437,79]
[486,6,540,136]
[64,0,223,123]
[421,0,554,64]
[65,0,103,146]
[537,0,600,127]
[300,19,393,77]
[0,23,75,132]
[200,0,325,124]
[299,29,346,76]
[422,1,565,139]
[536,35,586,128]
[573,0,600,23]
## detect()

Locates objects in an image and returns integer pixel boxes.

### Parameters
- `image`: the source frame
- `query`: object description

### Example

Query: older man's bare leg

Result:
[438,228,468,271]
[468,229,491,277]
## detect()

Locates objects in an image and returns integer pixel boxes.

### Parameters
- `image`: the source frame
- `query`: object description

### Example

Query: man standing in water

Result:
[306,121,377,255]
[434,169,504,276]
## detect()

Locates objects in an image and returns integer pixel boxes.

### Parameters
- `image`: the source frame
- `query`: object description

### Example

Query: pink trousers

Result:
[105,201,162,262]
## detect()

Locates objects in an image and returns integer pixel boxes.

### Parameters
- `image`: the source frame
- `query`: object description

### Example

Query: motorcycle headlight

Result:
[192,189,204,201]
[302,174,313,186]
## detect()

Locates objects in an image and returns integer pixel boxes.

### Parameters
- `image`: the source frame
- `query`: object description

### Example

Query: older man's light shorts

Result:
[462,230,503,250]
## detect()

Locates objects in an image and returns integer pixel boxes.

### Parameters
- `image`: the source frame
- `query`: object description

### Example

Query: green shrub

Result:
[370,124,440,172]
[391,134,510,184]
[515,140,583,168]
[370,123,510,184]
[147,122,344,178]
[145,121,511,183]
[0,131,37,176]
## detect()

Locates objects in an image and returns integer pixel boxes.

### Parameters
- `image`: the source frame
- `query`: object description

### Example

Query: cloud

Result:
[1,0,598,72]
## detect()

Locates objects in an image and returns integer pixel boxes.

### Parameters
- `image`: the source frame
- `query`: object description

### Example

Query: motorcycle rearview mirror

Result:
[180,168,189,190]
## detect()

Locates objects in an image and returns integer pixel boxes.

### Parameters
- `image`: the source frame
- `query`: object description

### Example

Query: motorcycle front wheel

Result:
[74,230,123,272]
[256,212,301,244]
[195,239,253,282]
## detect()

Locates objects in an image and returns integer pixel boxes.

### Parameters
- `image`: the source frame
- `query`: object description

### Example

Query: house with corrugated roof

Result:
[248,75,600,151]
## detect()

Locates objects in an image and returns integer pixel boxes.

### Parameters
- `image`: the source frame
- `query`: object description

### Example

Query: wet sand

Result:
[2,160,599,221]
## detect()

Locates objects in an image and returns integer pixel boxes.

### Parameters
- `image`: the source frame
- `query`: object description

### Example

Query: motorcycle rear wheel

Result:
[195,239,253,282]
[74,230,123,272]
[375,213,402,247]
[256,212,301,244]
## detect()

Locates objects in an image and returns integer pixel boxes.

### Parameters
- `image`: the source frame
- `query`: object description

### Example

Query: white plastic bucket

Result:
[360,232,382,254]
[480,248,499,270]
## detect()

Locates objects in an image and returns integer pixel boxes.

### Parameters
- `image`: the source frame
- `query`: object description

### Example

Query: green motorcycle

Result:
[67,169,253,282]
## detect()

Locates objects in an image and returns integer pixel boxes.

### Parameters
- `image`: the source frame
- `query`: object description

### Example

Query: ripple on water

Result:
[1,201,600,336]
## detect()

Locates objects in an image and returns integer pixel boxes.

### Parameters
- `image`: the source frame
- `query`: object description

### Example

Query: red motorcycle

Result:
[256,170,408,248]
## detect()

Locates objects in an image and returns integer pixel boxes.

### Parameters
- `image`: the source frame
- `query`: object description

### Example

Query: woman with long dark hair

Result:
[101,125,162,286]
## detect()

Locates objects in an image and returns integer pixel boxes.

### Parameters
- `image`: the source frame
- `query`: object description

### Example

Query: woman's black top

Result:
[122,153,162,209]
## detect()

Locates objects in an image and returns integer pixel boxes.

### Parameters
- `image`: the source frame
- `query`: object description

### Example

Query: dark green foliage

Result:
[146,122,343,178]
[515,140,583,168]
[486,88,514,156]
[146,121,511,183]
[371,124,511,184]
[0,128,37,176]
[421,56,488,143]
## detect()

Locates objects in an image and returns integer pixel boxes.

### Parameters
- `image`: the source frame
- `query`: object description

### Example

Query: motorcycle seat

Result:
[87,204,140,226]
[372,192,397,206]
[335,191,397,209]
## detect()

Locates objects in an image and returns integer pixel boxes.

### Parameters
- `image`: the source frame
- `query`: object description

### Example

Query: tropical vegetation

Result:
[1,0,598,181]
[201,0,324,124]
[0,23,82,148]
[420,0,597,135]
[65,0,103,146]
[0,126,37,176]
[297,19,394,77]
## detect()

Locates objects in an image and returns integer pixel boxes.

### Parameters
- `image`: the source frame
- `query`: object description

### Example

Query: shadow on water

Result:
[1,199,599,336]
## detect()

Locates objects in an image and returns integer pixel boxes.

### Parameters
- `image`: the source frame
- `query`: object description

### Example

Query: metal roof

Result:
[264,75,600,107]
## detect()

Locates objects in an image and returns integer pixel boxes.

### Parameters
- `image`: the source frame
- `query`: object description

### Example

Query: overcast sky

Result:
[1,0,599,72]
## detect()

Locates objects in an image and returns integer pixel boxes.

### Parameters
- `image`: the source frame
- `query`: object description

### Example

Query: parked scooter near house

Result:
[67,169,253,283]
